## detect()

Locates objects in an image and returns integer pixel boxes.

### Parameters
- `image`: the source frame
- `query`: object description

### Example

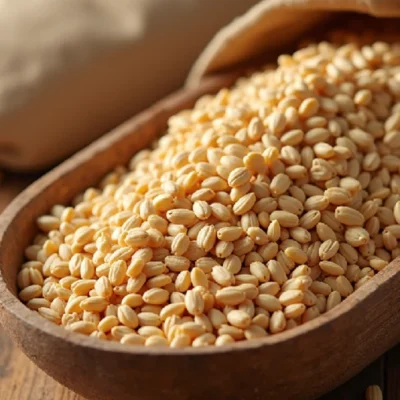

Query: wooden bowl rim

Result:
[0,74,398,357]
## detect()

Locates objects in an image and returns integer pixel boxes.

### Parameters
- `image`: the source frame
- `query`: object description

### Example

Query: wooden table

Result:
[0,174,398,400]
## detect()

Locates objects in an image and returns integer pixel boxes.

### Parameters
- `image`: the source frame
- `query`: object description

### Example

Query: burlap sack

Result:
[187,0,400,87]
[0,0,258,171]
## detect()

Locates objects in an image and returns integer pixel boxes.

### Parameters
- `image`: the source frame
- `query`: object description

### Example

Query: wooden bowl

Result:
[0,72,399,400]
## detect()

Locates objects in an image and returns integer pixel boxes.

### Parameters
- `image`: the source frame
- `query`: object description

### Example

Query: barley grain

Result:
[20,35,400,348]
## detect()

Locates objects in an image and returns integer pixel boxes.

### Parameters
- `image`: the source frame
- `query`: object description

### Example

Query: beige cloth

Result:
[187,0,400,87]
[0,0,259,171]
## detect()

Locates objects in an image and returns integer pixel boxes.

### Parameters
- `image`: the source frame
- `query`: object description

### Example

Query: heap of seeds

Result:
[18,38,400,348]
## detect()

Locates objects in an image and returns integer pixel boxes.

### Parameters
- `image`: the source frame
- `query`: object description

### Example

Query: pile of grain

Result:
[18,38,400,347]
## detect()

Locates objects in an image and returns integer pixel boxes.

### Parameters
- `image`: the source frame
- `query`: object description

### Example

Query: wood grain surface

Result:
[0,174,398,400]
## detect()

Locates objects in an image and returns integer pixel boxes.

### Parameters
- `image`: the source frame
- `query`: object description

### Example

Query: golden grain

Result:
[19,36,400,347]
